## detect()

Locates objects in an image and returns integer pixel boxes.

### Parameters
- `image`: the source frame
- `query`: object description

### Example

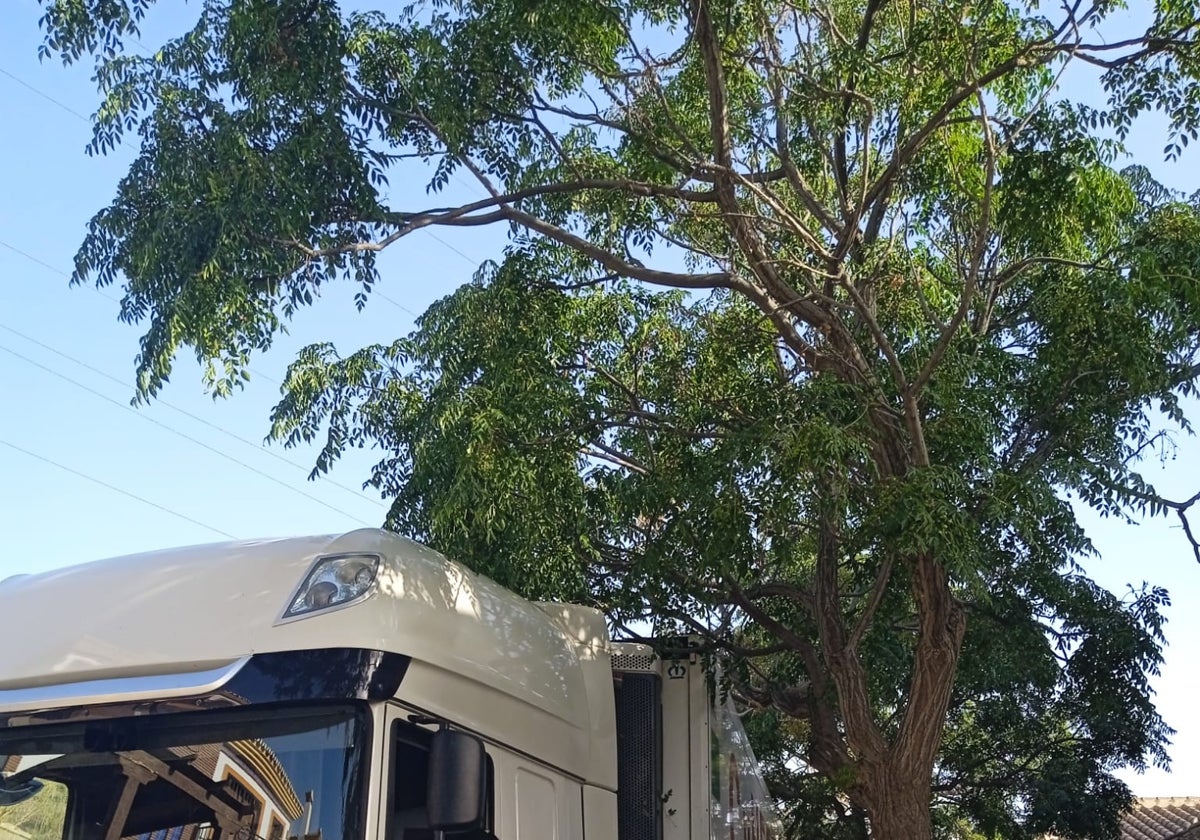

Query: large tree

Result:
[37,0,1200,837]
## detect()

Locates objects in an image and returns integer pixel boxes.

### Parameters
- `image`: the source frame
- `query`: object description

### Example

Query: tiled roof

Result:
[1123,798,1200,840]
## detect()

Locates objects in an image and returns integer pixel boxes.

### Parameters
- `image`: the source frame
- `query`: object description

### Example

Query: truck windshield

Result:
[0,705,365,840]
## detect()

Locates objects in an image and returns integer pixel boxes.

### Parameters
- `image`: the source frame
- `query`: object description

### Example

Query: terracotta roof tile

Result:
[1122,798,1200,840]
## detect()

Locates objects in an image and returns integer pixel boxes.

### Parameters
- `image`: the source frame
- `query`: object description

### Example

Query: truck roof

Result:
[0,528,608,737]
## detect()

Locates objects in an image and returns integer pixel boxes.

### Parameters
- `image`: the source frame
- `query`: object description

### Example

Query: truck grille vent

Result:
[612,652,659,673]
[614,672,662,840]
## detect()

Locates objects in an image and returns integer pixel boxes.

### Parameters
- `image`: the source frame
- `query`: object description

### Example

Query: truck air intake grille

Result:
[614,672,662,840]
[612,652,659,673]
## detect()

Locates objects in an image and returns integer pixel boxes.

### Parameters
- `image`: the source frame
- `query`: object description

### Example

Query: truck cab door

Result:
[375,705,498,840]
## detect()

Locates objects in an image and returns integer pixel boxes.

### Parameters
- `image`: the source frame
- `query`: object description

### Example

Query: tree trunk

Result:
[843,555,966,840]
[857,768,934,840]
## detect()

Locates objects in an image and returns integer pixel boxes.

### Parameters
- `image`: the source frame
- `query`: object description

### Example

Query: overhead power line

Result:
[0,320,389,510]
[0,61,482,531]
[0,238,393,519]
[0,237,85,279]
[0,341,378,526]
[0,437,238,540]
[0,236,280,384]
[0,65,92,121]
[0,241,394,511]
[0,64,482,303]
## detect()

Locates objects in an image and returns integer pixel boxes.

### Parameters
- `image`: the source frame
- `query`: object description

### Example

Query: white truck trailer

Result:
[0,529,781,840]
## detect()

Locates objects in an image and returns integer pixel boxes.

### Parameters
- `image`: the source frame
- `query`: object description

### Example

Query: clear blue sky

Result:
[1,0,1197,799]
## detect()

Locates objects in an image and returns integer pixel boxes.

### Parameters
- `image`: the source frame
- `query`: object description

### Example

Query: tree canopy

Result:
[36,0,1200,837]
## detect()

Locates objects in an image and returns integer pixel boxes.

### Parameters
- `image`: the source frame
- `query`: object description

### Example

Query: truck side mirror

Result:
[0,776,43,806]
[426,729,487,833]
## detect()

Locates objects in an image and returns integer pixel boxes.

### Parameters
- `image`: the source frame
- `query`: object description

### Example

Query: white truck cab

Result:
[0,529,780,840]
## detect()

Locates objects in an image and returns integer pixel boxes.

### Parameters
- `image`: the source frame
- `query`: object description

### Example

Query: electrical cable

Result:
[0,341,378,526]
[0,437,239,539]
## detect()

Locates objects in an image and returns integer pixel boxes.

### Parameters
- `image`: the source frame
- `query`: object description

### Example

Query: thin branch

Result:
[846,553,896,651]
[582,442,650,475]
[753,5,843,236]
[860,43,1060,215]
[911,91,998,398]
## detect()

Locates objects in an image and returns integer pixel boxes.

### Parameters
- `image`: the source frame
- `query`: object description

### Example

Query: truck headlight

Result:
[283,554,381,619]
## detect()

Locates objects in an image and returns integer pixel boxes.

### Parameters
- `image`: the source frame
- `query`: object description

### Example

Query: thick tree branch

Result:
[814,504,888,762]
[895,554,966,774]
[498,204,733,290]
